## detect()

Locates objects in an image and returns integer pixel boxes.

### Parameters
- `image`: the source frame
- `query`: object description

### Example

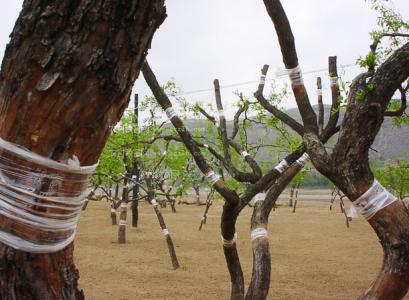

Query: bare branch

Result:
[262,0,318,133]
[317,77,324,133]
[142,60,240,203]
[254,64,304,136]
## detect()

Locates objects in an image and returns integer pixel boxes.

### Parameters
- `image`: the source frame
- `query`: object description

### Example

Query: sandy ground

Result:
[75,191,406,300]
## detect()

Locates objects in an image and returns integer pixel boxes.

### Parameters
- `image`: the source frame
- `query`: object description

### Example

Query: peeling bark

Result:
[0,1,166,298]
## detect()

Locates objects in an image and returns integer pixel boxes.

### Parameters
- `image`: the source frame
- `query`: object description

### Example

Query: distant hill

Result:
[185,104,409,161]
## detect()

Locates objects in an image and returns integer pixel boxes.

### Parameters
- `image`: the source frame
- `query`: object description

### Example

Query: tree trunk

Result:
[118,175,129,244]
[131,167,140,228]
[146,175,179,270]
[110,204,117,226]
[0,1,166,299]
[289,186,294,207]
[132,95,140,228]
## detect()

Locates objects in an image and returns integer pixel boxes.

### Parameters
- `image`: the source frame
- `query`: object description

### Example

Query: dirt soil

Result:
[75,194,405,300]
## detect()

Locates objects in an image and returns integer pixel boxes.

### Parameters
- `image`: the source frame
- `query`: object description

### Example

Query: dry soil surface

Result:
[75,193,406,300]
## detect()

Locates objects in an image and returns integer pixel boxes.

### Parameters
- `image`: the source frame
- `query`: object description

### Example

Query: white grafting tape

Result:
[348,180,397,220]
[0,138,97,253]
[162,228,170,236]
[203,144,209,148]
[317,89,323,96]
[151,199,158,207]
[241,151,250,158]
[296,153,310,167]
[251,228,268,241]
[276,65,304,87]
[165,107,178,120]
[259,74,266,85]
[254,193,266,203]
[119,220,127,226]
[206,170,219,185]
[330,77,338,86]
[111,208,116,213]
[221,232,237,247]
[274,159,289,173]
[120,202,127,208]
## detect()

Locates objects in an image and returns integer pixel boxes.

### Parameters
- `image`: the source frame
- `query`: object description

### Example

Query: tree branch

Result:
[142,60,240,203]
[262,0,318,133]
[254,64,304,136]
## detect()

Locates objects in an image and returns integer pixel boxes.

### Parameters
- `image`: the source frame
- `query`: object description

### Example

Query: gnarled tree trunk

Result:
[0,1,166,299]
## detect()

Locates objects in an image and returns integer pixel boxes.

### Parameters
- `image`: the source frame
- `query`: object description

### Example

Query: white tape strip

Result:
[111,208,116,213]
[203,144,209,148]
[296,153,310,167]
[241,151,250,158]
[151,199,158,207]
[259,75,266,85]
[274,159,289,173]
[347,180,397,220]
[120,202,127,208]
[251,228,268,241]
[165,107,178,120]
[162,228,170,236]
[276,65,304,87]
[254,193,266,203]
[317,89,323,96]
[330,77,338,87]
[119,220,127,226]
[205,170,219,185]
[221,232,237,247]
[0,138,97,253]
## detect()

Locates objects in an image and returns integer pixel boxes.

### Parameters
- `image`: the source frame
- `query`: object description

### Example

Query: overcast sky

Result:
[1,1,408,118]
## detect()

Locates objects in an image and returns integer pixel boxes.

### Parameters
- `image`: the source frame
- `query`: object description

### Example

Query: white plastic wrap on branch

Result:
[151,199,158,207]
[165,107,178,120]
[274,159,289,174]
[347,180,397,220]
[241,151,250,159]
[276,65,304,87]
[254,193,266,203]
[259,74,266,85]
[120,202,127,208]
[203,144,209,149]
[330,77,338,87]
[250,228,268,241]
[221,232,237,247]
[119,220,127,226]
[162,228,170,236]
[0,138,97,253]
[296,153,310,167]
[111,208,116,213]
[205,170,219,185]
[317,89,323,96]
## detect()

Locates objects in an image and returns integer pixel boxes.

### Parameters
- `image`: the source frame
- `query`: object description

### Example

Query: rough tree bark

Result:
[0,1,166,299]
[263,0,409,298]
